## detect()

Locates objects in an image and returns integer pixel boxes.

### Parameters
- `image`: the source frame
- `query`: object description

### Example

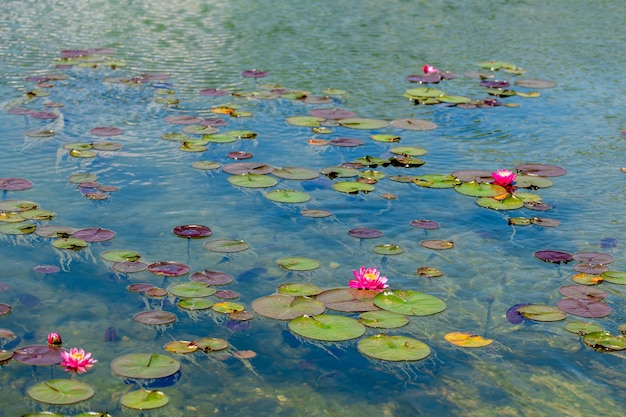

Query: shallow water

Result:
[1,0,625,416]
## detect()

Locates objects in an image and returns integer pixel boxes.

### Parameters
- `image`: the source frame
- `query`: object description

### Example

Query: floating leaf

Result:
[410,219,440,230]
[444,332,493,348]
[405,87,445,98]
[252,295,325,320]
[52,237,88,251]
[177,297,214,310]
[191,270,233,285]
[172,224,212,239]
[558,285,607,300]
[571,273,604,286]
[517,304,567,322]
[416,267,444,278]
[332,181,374,194]
[163,341,198,354]
[565,321,604,335]
[556,299,610,318]
[389,118,437,131]
[357,334,430,361]
[420,240,454,250]
[276,256,320,271]
[601,270,626,285]
[72,227,115,242]
[582,331,626,351]
[0,178,33,191]
[101,250,141,262]
[370,134,400,143]
[193,337,229,352]
[413,174,461,188]
[147,261,190,277]
[455,181,506,197]
[168,282,216,298]
[515,163,566,177]
[13,345,62,365]
[203,239,249,253]
[192,161,222,170]
[320,166,359,178]
[286,116,325,127]
[28,380,94,405]
[272,167,319,180]
[133,311,177,325]
[289,314,365,342]
[573,252,614,265]
[348,228,383,239]
[476,195,524,210]
[514,79,557,89]
[278,283,323,297]
[213,301,245,314]
[390,146,428,156]
[329,137,364,147]
[111,353,180,379]
[301,209,332,218]
[121,389,169,410]
[372,243,404,255]
[534,250,573,264]
[338,118,388,130]
[264,189,311,203]
[228,174,278,188]
[374,290,446,316]
[358,311,408,329]
[316,288,379,312]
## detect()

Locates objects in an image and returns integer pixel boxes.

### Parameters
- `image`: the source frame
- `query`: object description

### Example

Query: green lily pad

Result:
[601,270,626,285]
[514,174,553,188]
[278,283,324,297]
[63,142,93,150]
[438,95,472,104]
[0,200,39,212]
[168,282,216,298]
[338,118,388,130]
[316,288,379,312]
[476,195,525,210]
[67,174,98,184]
[100,250,141,262]
[389,118,437,131]
[163,340,198,354]
[212,301,245,314]
[565,321,604,335]
[358,311,409,329]
[21,209,56,221]
[404,87,445,98]
[390,146,428,156]
[264,189,311,203]
[121,389,169,410]
[413,174,461,188]
[204,239,249,253]
[353,156,389,167]
[277,256,320,271]
[272,167,319,180]
[374,290,446,316]
[477,61,521,71]
[455,181,506,197]
[0,350,12,363]
[359,170,387,180]
[28,379,94,405]
[370,134,400,143]
[177,297,215,310]
[288,314,366,342]
[508,217,532,226]
[193,337,229,351]
[228,174,278,188]
[582,331,626,351]
[192,161,222,170]
[51,237,88,251]
[286,116,325,127]
[227,130,257,139]
[111,353,180,379]
[517,304,567,322]
[332,181,375,194]
[252,295,326,320]
[0,222,37,235]
[357,334,430,361]
[161,132,190,141]
[372,243,404,255]
[320,166,359,178]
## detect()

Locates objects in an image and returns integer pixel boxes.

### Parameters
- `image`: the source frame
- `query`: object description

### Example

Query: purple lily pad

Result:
[480,80,510,88]
[32,265,60,274]
[172,224,212,239]
[506,303,531,324]
[0,178,33,191]
[221,162,274,175]
[13,345,63,365]
[8,107,33,115]
[127,283,156,293]
[309,108,356,120]
[215,290,240,299]
[29,111,59,120]
[572,252,614,265]
[200,118,228,127]
[406,74,442,83]
[559,285,607,300]
[60,49,89,58]
[450,170,492,183]
[90,126,123,136]
[72,227,115,242]
[164,115,202,125]
[534,250,574,264]
[191,270,233,285]
[200,88,229,96]
[241,69,268,78]
[556,298,611,318]
[227,151,253,160]
[515,163,567,177]
[0,303,10,316]
[348,228,383,239]
[113,261,148,273]
[524,201,552,211]
[573,264,609,274]
[134,311,177,325]
[410,219,440,230]
[329,138,364,147]
[147,262,190,277]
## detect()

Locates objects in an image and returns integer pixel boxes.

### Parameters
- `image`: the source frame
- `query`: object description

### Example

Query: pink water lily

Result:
[491,169,516,187]
[423,64,439,74]
[47,332,62,346]
[60,347,97,374]
[349,267,388,291]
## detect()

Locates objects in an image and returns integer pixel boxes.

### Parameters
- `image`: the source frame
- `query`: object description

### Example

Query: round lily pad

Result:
[252,295,325,320]
[288,314,366,342]
[559,285,607,300]
[191,270,233,285]
[320,166,359,178]
[338,118,388,130]
[310,108,355,119]
[177,297,214,310]
[0,304,10,316]
[571,273,604,286]
[583,331,626,351]
[410,219,440,230]
[515,163,566,177]
[557,299,610,318]
[147,262,190,277]
[476,195,525,210]
[52,237,88,251]
[565,321,604,335]
[455,181,506,197]
[420,240,454,250]
[92,141,123,151]
[133,311,177,325]
[163,341,198,354]
[573,264,608,274]
[28,379,94,405]
[203,239,249,253]
[316,288,379,312]
[413,174,461,188]
[358,311,409,329]
[517,304,567,322]
[573,252,614,265]
[301,209,332,218]
[278,283,323,297]
[389,118,437,131]
[416,267,444,278]
[372,243,404,255]
[12,345,63,365]
[286,116,325,127]
[0,178,33,191]
[72,227,115,242]
[276,257,320,271]
[329,137,364,147]
[173,224,212,239]
[111,353,180,379]
[354,156,389,167]
[91,126,123,136]
[212,302,245,314]
[193,337,229,351]
[272,167,319,180]
[534,250,573,264]
[101,250,141,262]
[168,282,216,298]
[226,130,257,139]
[374,290,446,316]
[405,87,445,98]
[0,222,37,235]
[444,332,493,348]
[514,79,557,89]
[192,161,222,170]
[0,200,39,212]
[514,175,553,189]
[389,155,425,168]
[370,134,400,143]
[348,228,383,239]
[228,174,278,188]
[333,181,375,194]
[264,189,311,203]
[357,334,430,361]
[390,146,428,157]
[121,389,169,410]
[601,270,626,285]
[112,261,148,273]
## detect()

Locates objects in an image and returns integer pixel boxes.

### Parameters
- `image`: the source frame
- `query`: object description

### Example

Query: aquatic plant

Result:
[348,267,388,291]
[60,347,97,374]
[491,169,517,187]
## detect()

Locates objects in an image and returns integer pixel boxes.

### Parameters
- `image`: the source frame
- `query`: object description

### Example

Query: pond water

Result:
[1,0,625,416]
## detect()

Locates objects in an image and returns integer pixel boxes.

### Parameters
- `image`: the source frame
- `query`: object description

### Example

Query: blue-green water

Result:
[1,0,625,416]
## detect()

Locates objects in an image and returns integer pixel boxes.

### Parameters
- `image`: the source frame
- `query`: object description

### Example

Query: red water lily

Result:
[423,64,439,74]
[349,267,388,291]
[491,169,516,187]
[60,347,97,374]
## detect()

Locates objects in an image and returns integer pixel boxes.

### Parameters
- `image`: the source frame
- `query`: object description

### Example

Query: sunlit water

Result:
[1,0,625,416]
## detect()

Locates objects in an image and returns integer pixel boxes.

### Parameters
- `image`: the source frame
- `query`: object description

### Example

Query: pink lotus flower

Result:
[423,64,439,74]
[491,169,516,187]
[349,267,388,291]
[47,332,62,346]
[60,347,97,374]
